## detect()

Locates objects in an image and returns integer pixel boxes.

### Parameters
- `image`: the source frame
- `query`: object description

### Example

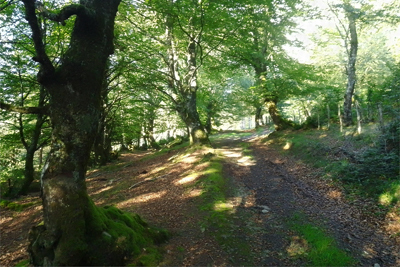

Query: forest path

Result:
[215,129,399,266]
[1,128,399,266]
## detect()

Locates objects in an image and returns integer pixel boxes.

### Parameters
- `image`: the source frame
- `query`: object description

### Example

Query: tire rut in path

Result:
[220,136,399,266]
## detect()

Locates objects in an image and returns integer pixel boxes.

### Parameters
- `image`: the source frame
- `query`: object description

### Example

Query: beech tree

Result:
[1,1,165,265]
[222,0,301,130]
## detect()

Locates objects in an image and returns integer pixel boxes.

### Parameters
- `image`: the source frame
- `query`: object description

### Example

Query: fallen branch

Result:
[129,173,170,189]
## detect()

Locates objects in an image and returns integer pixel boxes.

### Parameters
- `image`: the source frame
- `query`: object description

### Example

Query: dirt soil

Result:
[1,128,399,266]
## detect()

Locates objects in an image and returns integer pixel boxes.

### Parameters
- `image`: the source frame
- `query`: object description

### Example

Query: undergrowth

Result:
[266,122,400,208]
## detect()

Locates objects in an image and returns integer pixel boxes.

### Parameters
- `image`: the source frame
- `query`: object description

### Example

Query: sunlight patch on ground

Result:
[117,190,167,208]
[0,217,12,224]
[185,189,203,198]
[91,186,113,195]
[283,141,292,150]
[214,196,243,214]
[175,173,201,185]
[180,154,199,164]
[237,156,256,166]
[384,203,400,239]
[148,165,167,175]
[327,190,342,200]
[222,151,242,158]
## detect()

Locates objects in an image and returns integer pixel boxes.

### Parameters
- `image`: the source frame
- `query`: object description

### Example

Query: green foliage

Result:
[288,213,355,266]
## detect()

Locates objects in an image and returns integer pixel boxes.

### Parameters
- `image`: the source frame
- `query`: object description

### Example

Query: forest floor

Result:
[1,126,399,266]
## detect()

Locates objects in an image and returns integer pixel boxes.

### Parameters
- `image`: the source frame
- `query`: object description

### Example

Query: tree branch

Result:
[21,0,54,78]
[0,102,48,115]
[35,2,90,26]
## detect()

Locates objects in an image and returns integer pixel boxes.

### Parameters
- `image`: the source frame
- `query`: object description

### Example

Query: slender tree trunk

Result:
[355,99,362,134]
[327,104,330,130]
[343,9,358,126]
[378,102,384,131]
[19,86,47,195]
[338,103,343,133]
[146,113,160,149]
[255,106,262,128]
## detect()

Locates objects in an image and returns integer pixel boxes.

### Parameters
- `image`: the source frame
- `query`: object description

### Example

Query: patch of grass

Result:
[140,142,189,162]
[288,214,355,266]
[14,259,29,267]
[197,153,254,265]
[210,131,253,142]
[0,199,36,212]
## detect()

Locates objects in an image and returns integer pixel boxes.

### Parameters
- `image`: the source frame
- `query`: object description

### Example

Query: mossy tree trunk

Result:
[265,97,292,131]
[19,1,156,265]
[176,90,209,145]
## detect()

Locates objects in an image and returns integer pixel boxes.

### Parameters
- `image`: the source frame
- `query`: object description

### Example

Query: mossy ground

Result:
[287,213,355,266]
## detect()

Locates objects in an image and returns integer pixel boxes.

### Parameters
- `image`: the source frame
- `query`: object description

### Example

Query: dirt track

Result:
[1,129,399,266]
[218,131,399,266]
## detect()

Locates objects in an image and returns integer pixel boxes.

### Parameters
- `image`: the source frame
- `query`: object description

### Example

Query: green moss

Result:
[0,199,36,212]
[14,259,29,267]
[288,214,355,266]
[83,203,169,265]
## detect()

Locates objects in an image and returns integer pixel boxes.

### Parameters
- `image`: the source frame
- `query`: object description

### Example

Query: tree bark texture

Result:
[264,98,291,131]
[176,91,208,145]
[19,1,152,266]
[343,8,358,126]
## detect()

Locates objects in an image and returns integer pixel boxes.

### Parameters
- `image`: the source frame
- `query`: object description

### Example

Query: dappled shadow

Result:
[228,136,400,266]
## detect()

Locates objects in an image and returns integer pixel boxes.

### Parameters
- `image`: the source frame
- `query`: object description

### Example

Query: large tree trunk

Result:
[20,1,158,265]
[177,91,208,145]
[265,98,291,131]
[342,8,358,126]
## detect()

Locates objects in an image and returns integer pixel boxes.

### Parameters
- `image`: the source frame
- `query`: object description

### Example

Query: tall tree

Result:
[1,1,160,265]
[117,0,238,144]
[223,0,301,130]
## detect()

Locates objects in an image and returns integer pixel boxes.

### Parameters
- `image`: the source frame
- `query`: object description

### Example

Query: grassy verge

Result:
[288,213,355,266]
[265,125,399,207]
[0,199,38,211]
[197,153,254,265]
